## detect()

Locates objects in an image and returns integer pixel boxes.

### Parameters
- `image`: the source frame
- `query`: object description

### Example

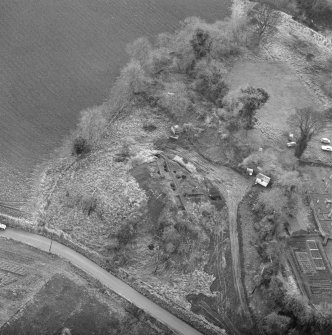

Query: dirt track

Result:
[1,229,202,335]
[169,148,252,322]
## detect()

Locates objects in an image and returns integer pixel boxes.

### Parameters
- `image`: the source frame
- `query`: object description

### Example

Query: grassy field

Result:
[1,274,163,335]
[0,238,171,335]
[0,0,231,202]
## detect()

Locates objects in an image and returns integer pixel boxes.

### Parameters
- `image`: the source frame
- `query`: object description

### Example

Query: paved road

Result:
[1,228,203,335]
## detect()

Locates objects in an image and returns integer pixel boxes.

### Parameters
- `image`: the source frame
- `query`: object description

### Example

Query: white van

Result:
[0,223,6,231]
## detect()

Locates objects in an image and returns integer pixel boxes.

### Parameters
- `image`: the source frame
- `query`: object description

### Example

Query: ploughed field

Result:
[0,0,231,201]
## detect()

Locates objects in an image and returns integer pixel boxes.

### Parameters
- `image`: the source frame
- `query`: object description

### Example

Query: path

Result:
[169,148,252,322]
[0,228,202,335]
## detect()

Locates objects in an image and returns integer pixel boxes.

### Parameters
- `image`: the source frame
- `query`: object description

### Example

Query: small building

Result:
[246,168,253,176]
[169,125,182,140]
[255,173,271,187]
[171,125,181,135]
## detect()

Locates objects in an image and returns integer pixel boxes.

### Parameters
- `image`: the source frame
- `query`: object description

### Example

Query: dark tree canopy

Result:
[190,29,212,60]
[238,86,269,129]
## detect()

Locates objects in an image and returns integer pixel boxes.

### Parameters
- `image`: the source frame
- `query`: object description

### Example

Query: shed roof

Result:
[255,173,271,187]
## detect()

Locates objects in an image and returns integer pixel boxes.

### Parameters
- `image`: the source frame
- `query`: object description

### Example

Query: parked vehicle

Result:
[0,223,6,231]
[320,138,331,144]
[321,145,332,152]
[287,142,296,147]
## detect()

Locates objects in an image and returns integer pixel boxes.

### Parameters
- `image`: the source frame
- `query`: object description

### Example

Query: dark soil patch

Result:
[204,179,227,211]
[130,163,165,224]
[1,274,122,335]
[143,123,158,132]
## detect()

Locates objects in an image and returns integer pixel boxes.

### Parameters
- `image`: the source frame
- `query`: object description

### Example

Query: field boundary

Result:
[1,215,226,335]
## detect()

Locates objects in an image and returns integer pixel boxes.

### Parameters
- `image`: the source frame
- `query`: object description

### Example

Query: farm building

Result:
[255,173,270,187]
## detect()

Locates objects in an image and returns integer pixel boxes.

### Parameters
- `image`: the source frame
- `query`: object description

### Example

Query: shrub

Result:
[114,143,131,163]
[72,136,91,156]
[194,60,229,107]
[80,195,97,216]
[190,28,212,60]
[257,188,288,215]
[262,312,292,335]
[142,122,157,132]
[117,223,135,246]
[238,86,269,129]
[146,47,173,75]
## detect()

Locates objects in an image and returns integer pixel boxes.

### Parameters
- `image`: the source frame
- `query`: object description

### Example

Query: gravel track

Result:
[169,148,252,323]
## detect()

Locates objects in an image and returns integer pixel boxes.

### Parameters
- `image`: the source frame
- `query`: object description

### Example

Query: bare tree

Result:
[249,4,281,43]
[288,107,325,158]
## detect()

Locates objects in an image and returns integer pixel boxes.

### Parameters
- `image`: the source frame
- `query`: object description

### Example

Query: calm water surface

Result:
[0,0,231,201]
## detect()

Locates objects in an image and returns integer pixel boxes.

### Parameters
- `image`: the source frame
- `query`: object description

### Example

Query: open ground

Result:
[0,236,177,335]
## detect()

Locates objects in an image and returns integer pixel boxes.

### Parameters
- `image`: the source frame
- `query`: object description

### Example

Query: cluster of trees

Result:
[219,85,269,134]
[67,6,283,157]
[247,183,332,335]
[149,201,224,274]
[260,277,332,335]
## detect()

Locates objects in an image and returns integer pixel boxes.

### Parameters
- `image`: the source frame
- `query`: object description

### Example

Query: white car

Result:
[321,145,332,152]
[0,223,6,231]
[287,142,296,147]
[320,138,331,144]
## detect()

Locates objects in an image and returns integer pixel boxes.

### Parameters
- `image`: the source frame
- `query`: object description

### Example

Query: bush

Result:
[117,223,135,246]
[142,122,157,132]
[80,195,97,216]
[257,188,288,215]
[190,28,212,60]
[194,60,229,107]
[262,312,292,335]
[72,136,91,156]
[146,47,173,75]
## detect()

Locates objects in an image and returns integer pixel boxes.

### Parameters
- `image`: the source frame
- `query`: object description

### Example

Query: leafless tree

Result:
[288,107,325,158]
[249,4,281,43]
